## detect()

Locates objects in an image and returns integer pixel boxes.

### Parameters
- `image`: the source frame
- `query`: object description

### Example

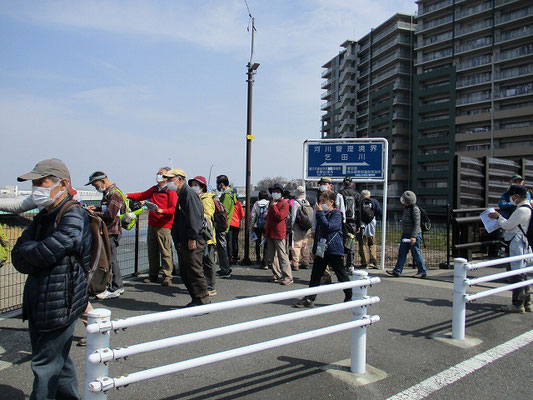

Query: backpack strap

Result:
[518,204,533,250]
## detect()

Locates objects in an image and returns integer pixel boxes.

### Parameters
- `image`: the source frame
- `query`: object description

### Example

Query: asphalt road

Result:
[1,264,532,400]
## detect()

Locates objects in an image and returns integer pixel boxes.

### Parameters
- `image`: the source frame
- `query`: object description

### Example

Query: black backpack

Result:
[295,200,313,230]
[212,197,228,233]
[360,198,375,224]
[413,206,431,233]
[518,204,533,250]
[340,188,359,221]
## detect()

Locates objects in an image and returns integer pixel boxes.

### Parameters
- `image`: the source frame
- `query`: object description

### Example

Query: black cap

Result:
[268,183,285,194]
[85,171,107,186]
[506,184,528,197]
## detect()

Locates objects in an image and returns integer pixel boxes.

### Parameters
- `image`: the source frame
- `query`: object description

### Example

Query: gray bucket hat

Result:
[85,171,108,186]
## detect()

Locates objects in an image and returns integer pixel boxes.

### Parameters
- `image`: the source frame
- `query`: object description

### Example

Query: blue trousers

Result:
[28,319,80,400]
[393,233,427,275]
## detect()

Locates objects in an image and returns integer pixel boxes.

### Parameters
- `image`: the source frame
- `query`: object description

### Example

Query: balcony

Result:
[455,1,492,21]
[455,19,493,37]
[372,36,412,59]
[456,56,492,71]
[321,88,335,100]
[496,25,533,44]
[321,68,333,78]
[418,0,453,17]
[496,6,533,26]
[495,64,533,81]
[495,44,533,62]
[455,37,492,55]
[321,77,335,89]
[496,82,533,99]
[415,31,453,50]
[416,14,453,33]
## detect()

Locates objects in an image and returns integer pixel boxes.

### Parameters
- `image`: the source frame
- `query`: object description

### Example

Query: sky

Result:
[0,0,417,192]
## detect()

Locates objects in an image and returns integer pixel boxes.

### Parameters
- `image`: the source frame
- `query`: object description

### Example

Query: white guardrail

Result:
[84,270,381,399]
[452,254,533,340]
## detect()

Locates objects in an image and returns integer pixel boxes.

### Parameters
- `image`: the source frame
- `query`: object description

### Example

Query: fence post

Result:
[452,258,468,340]
[350,270,368,374]
[85,308,112,400]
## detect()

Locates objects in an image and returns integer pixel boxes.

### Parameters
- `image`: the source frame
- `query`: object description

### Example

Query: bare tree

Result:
[256,176,288,192]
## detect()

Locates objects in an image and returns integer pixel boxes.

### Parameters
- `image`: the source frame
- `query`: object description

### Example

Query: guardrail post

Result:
[350,270,368,374]
[85,308,111,400]
[452,258,468,340]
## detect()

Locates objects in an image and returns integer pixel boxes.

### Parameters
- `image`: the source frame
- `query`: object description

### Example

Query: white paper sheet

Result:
[480,207,500,233]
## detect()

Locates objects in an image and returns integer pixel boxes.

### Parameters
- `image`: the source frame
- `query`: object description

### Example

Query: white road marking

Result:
[387,329,533,400]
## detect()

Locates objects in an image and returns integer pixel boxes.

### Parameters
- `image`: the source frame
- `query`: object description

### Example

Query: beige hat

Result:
[18,158,70,182]
[295,186,305,197]
[318,177,332,184]
[163,168,187,179]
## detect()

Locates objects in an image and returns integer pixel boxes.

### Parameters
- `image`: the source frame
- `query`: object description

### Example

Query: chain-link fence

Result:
[0,209,448,313]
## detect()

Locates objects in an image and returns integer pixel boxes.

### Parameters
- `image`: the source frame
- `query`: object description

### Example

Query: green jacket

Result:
[220,188,237,232]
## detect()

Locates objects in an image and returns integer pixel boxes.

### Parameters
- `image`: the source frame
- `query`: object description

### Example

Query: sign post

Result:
[303,138,388,270]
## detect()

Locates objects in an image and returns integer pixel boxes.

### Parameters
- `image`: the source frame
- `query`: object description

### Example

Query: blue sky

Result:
[0,0,416,192]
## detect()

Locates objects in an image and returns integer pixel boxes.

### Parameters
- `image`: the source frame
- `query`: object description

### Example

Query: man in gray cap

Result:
[12,158,91,400]
[86,170,126,299]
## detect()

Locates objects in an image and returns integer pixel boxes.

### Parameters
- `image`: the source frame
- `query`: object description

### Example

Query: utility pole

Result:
[243,16,259,265]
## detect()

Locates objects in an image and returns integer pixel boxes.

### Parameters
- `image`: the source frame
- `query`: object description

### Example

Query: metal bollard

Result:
[452,258,468,340]
[350,270,368,374]
[85,308,112,400]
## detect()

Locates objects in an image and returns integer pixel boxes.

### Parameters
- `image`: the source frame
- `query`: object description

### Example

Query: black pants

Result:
[228,226,240,262]
[176,239,209,305]
[343,221,357,268]
[306,253,352,302]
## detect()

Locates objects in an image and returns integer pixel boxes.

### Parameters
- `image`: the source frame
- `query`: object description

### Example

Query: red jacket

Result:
[230,201,244,228]
[127,186,177,229]
[265,199,289,240]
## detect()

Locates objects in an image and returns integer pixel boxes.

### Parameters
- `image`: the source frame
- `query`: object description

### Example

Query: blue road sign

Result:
[305,141,384,180]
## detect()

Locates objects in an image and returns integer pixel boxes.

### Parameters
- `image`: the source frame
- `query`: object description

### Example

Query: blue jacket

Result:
[11,196,90,332]
[499,191,532,219]
[313,208,344,257]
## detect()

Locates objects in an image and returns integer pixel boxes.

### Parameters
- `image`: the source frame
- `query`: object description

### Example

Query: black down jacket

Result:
[11,195,91,332]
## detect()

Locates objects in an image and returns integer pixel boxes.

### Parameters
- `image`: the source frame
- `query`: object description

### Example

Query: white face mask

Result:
[156,174,164,183]
[95,182,106,193]
[321,203,330,212]
[167,179,178,192]
[192,186,201,194]
[32,180,64,208]
[319,185,329,192]
[272,192,282,201]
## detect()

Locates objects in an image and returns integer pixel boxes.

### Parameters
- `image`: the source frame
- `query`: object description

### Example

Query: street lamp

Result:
[243,18,258,265]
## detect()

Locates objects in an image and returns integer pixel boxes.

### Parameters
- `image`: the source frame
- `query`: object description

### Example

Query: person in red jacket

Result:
[264,183,293,285]
[228,198,244,264]
[128,167,178,286]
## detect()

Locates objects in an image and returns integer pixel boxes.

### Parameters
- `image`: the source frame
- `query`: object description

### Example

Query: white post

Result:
[350,270,368,374]
[452,258,468,340]
[85,308,111,400]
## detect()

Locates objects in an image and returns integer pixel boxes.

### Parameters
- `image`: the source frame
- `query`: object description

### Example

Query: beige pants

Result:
[147,226,173,279]
[265,238,293,280]
[292,228,311,267]
[359,235,377,266]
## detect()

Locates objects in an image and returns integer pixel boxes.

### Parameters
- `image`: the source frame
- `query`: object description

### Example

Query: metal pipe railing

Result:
[86,277,380,334]
[452,254,533,340]
[85,271,380,398]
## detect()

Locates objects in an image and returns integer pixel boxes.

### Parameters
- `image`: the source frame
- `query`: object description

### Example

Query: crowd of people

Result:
[3,157,533,399]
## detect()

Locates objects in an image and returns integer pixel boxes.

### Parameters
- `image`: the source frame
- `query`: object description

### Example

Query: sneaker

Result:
[261,264,269,270]
[114,288,124,296]
[386,270,400,277]
[272,276,283,283]
[369,263,378,269]
[525,304,532,312]
[291,265,299,271]
[77,337,87,347]
[95,290,111,300]
[499,305,525,314]
[162,277,172,286]
[143,277,158,283]
[294,298,314,308]
[216,270,232,279]
[280,278,293,286]
[413,273,427,279]
[208,290,217,297]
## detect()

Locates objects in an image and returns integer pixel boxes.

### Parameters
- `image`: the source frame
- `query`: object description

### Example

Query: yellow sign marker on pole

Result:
[247,135,255,140]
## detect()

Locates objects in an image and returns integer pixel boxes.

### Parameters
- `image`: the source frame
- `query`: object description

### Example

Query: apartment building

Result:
[320,13,416,199]
[321,0,533,211]
[413,0,533,208]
